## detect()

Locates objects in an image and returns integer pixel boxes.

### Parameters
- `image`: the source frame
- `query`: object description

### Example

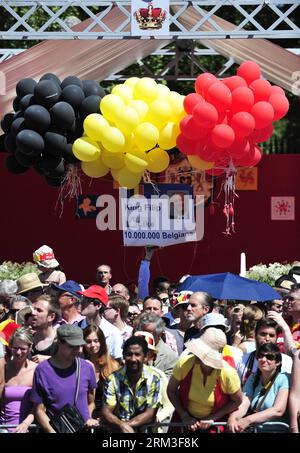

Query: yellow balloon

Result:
[147,99,172,128]
[157,84,171,99]
[72,137,101,162]
[100,94,125,123]
[133,77,158,103]
[124,133,135,151]
[130,147,148,160]
[117,167,143,189]
[128,100,148,122]
[110,167,121,181]
[115,106,140,135]
[187,155,215,170]
[81,157,109,178]
[83,113,109,141]
[124,77,139,90]
[111,84,133,104]
[134,122,159,151]
[158,122,179,150]
[168,91,185,119]
[146,147,170,173]
[102,149,125,169]
[101,127,125,153]
[125,153,148,174]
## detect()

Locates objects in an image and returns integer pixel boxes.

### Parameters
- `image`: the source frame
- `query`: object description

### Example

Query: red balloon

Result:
[231,112,255,138]
[228,138,250,158]
[176,133,199,155]
[234,144,262,167]
[180,115,208,140]
[195,73,217,97]
[231,87,255,113]
[250,124,274,143]
[237,61,261,85]
[211,124,235,148]
[193,102,218,129]
[268,94,289,121]
[249,79,272,102]
[251,101,274,130]
[206,82,232,112]
[183,93,204,114]
[269,86,285,96]
[198,143,220,162]
[222,76,247,92]
[205,167,225,176]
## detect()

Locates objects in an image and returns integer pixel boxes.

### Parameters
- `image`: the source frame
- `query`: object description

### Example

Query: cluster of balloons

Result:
[72,77,185,189]
[176,60,289,176]
[1,74,105,186]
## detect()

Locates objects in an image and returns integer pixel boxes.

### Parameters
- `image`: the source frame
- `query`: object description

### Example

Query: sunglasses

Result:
[128,312,139,318]
[257,352,276,361]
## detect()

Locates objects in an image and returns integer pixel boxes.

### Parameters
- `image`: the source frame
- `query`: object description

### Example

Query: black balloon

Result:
[67,117,84,142]
[39,154,62,172]
[44,132,67,157]
[50,102,75,131]
[6,154,28,174]
[19,94,35,112]
[61,76,83,90]
[39,73,61,88]
[1,113,14,133]
[63,143,79,164]
[0,134,5,151]
[34,80,61,108]
[82,80,105,98]
[16,129,44,156]
[61,85,85,112]
[16,78,37,98]
[79,95,101,119]
[15,149,39,167]
[46,159,66,178]
[11,117,26,137]
[13,97,20,112]
[13,111,24,121]
[4,133,17,153]
[24,105,51,133]
[45,175,64,187]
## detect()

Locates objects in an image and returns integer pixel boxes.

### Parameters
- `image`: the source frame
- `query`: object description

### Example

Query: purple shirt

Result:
[0,386,32,432]
[31,358,96,422]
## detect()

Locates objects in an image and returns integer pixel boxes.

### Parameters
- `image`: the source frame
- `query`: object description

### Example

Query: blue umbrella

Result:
[177,272,280,302]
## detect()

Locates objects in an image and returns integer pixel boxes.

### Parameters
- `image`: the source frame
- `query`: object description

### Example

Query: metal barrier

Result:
[0,421,290,433]
[0,424,39,433]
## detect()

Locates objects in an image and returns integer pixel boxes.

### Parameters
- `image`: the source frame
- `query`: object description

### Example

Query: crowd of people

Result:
[0,244,300,434]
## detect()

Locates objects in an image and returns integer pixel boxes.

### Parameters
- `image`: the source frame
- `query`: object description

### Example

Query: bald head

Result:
[111,283,130,300]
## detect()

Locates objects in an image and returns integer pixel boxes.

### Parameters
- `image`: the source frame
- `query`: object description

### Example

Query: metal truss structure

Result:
[0,0,299,40]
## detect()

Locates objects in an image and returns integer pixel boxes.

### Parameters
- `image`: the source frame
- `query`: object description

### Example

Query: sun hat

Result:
[77,285,108,306]
[17,273,46,295]
[273,275,297,294]
[185,327,227,369]
[53,280,82,300]
[199,313,229,331]
[33,245,59,269]
[57,324,86,346]
[134,331,157,352]
[288,267,300,284]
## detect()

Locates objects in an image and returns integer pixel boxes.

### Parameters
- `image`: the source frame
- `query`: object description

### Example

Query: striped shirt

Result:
[103,364,161,422]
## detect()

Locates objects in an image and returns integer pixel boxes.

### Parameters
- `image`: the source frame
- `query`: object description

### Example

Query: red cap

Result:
[77,285,108,305]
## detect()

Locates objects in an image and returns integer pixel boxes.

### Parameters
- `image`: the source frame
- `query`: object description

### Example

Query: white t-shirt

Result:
[99,317,123,360]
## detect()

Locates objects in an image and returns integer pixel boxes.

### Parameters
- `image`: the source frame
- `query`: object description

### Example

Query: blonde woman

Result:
[0,327,37,432]
[234,305,264,354]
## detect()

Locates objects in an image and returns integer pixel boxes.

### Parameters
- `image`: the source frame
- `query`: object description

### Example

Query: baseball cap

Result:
[199,313,228,331]
[77,285,108,305]
[53,280,82,300]
[134,331,157,351]
[57,324,86,346]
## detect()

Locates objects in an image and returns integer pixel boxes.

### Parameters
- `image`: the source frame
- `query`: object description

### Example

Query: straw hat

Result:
[17,273,46,295]
[185,327,226,369]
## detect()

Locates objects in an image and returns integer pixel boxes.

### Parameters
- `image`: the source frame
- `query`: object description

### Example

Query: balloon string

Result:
[55,164,82,218]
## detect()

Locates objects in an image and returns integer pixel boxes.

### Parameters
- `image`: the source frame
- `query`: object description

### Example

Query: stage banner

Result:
[131,0,169,36]
[121,183,203,247]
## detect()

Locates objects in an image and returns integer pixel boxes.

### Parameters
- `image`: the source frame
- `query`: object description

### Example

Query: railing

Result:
[0,1,299,40]
[0,421,289,433]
